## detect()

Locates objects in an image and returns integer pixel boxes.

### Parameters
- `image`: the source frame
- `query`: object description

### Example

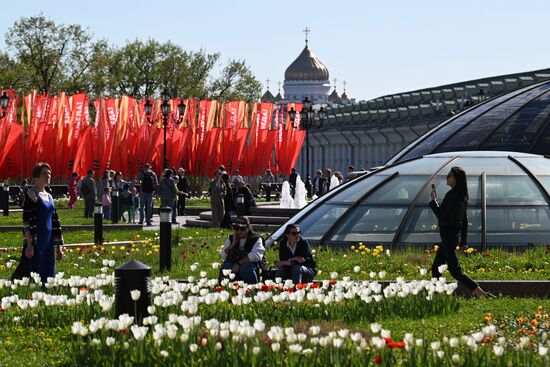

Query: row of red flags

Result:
[0,89,305,179]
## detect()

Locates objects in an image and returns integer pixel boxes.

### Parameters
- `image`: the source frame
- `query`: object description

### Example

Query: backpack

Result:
[141,172,155,193]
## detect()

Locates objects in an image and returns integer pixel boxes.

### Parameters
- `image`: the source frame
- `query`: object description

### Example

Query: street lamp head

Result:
[0,92,9,110]
[289,107,296,122]
[144,98,153,117]
[161,88,170,102]
[161,99,170,118]
[177,100,186,122]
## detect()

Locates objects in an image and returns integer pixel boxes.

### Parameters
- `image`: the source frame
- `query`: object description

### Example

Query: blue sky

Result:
[1,0,549,100]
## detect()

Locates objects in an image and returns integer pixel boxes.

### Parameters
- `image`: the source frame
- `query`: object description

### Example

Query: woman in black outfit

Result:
[429,167,492,298]
[221,173,235,228]
[275,223,317,284]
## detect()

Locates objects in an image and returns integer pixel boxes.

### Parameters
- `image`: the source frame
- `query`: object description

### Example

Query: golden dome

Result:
[284,45,329,81]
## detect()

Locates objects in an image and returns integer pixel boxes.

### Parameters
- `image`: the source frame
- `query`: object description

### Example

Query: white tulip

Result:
[105,337,115,346]
[378,271,386,279]
[189,344,198,352]
[419,268,428,276]
[493,345,504,357]
[215,342,222,351]
[252,346,261,355]
[212,262,221,269]
[539,345,548,357]
[200,271,207,278]
[452,354,460,364]
[370,323,381,334]
[437,264,448,274]
[271,343,280,352]
[130,290,141,301]
[160,350,168,357]
[190,264,197,271]
[330,272,338,279]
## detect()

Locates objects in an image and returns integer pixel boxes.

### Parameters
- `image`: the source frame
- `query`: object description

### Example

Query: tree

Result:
[210,59,262,102]
[4,14,101,93]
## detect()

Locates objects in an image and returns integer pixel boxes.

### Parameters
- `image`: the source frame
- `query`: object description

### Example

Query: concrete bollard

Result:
[236,194,244,217]
[2,184,8,216]
[111,189,119,224]
[159,206,172,271]
[94,203,103,245]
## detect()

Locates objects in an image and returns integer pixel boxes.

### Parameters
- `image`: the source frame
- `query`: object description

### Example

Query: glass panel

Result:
[515,158,550,175]
[328,206,407,243]
[436,85,550,152]
[299,204,349,241]
[397,207,482,245]
[483,89,550,151]
[382,157,451,175]
[451,157,523,175]
[326,175,386,203]
[539,177,550,196]
[420,175,481,205]
[487,207,550,232]
[486,176,547,205]
[364,176,429,204]
[399,86,536,161]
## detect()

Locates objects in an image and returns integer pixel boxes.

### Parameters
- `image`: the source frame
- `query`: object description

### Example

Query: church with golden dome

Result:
[262,30,550,179]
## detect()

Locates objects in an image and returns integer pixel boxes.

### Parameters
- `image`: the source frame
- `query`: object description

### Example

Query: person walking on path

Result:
[159,169,179,224]
[221,172,236,228]
[275,223,317,284]
[176,168,189,216]
[12,163,64,283]
[430,166,493,298]
[138,163,158,226]
[68,172,78,209]
[289,168,298,198]
[209,169,226,227]
[79,170,96,218]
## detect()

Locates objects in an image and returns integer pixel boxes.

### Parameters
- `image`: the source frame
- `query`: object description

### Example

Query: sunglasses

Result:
[233,226,248,231]
[289,231,301,236]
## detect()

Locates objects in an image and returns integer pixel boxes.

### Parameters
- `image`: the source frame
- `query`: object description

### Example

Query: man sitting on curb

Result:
[275,223,317,284]
[219,216,266,284]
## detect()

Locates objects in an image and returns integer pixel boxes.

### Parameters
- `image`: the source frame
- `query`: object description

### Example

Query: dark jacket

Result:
[278,237,316,270]
[227,232,266,270]
[289,172,298,188]
[177,175,188,193]
[429,187,468,244]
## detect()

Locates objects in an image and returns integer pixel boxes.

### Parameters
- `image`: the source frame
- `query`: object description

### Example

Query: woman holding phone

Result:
[429,167,493,298]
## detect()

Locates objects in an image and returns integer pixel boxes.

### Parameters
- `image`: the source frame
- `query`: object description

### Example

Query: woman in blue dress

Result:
[15,163,64,283]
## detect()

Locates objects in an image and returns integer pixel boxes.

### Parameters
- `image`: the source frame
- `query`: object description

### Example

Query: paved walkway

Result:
[141,213,199,231]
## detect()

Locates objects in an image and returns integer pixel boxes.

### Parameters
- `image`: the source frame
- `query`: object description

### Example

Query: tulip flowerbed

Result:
[0,270,547,366]
[1,227,548,280]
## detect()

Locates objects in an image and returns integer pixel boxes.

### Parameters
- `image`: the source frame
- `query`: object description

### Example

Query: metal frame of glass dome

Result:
[389,80,550,164]
[267,152,550,250]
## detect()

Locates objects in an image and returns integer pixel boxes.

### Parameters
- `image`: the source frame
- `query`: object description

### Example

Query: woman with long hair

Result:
[430,167,493,298]
[12,163,64,282]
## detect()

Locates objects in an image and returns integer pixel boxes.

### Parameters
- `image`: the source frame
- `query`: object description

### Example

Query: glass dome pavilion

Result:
[389,79,550,164]
[267,151,550,248]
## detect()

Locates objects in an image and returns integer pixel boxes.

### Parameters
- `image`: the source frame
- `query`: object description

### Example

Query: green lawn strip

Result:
[374,298,545,341]
[0,325,71,367]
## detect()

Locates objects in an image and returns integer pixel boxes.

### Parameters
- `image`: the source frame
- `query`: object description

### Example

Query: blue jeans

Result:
[103,205,111,220]
[139,192,153,224]
[220,261,259,284]
[276,265,316,284]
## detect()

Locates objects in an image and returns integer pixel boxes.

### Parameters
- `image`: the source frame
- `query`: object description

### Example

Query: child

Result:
[120,184,133,223]
[102,187,112,220]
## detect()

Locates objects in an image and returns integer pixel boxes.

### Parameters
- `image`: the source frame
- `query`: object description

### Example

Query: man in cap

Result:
[219,216,266,284]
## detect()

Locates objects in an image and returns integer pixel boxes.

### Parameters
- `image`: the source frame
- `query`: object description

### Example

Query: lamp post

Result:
[478,88,486,103]
[0,91,10,119]
[289,97,327,198]
[144,88,186,169]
